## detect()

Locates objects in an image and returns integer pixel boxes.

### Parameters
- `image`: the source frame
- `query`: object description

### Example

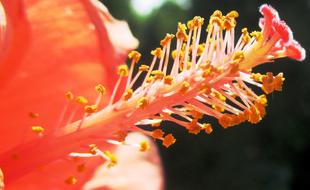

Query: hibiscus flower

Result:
[0,1,306,190]
[0,0,163,189]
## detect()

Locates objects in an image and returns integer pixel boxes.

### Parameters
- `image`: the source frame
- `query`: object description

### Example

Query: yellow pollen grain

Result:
[84,105,97,114]
[180,81,190,94]
[31,126,44,134]
[117,64,129,77]
[151,48,163,58]
[65,176,77,185]
[128,50,141,63]
[139,141,150,152]
[75,96,88,105]
[137,97,148,109]
[163,134,176,148]
[95,84,106,94]
[164,75,173,85]
[122,89,133,101]
[139,64,149,72]
[65,91,74,101]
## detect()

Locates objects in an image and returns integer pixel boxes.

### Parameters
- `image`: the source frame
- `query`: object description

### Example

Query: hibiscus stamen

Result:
[109,65,128,105]
[0,4,306,184]
[94,84,106,106]
[127,51,141,88]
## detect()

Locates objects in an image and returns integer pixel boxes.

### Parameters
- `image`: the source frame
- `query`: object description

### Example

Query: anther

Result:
[151,70,165,80]
[164,75,173,85]
[188,119,202,134]
[250,31,263,41]
[226,10,239,18]
[65,91,74,101]
[117,64,129,77]
[203,123,213,134]
[163,134,176,148]
[160,33,175,47]
[122,89,133,101]
[152,129,164,139]
[84,105,97,114]
[241,28,251,44]
[179,81,190,94]
[137,97,148,109]
[176,22,188,41]
[139,64,149,72]
[95,84,106,94]
[139,141,150,152]
[76,96,88,105]
[212,10,223,18]
[151,48,163,58]
[128,50,141,63]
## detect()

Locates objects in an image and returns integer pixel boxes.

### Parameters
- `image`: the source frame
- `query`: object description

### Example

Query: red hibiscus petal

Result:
[0,0,149,188]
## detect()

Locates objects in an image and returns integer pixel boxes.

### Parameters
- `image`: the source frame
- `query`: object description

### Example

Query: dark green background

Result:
[104,0,310,189]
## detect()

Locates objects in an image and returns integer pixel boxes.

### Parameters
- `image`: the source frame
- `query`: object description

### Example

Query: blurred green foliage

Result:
[103,0,310,189]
